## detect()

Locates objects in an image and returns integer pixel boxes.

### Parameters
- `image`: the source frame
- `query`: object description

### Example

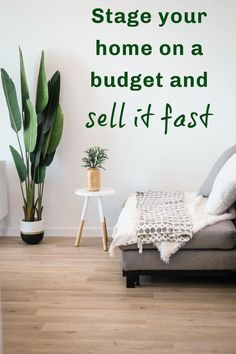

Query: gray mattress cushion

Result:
[120,220,236,251]
[122,249,236,271]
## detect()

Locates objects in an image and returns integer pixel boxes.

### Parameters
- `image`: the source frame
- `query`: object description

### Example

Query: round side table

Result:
[74,188,115,251]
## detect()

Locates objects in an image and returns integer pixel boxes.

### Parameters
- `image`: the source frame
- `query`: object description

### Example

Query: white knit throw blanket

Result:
[136,191,193,252]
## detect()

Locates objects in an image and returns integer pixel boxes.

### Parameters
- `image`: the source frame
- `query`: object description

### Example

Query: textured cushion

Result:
[199,144,236,197]
[120,220,236,251]
[205,154,236,215]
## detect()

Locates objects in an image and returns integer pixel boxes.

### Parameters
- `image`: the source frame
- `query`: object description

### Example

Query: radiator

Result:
[0,161,8,219]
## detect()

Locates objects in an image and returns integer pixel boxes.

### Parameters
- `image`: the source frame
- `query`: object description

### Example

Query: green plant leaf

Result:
[45,151,55,166]
[30,122,44,167]
[82,146,108,169]
[43,71,61,134]
[24,99,37,153]
[35,51,48,114]
[47,104,63,154]
[41,131,50,158]
[19,47,29,111]
[9,145,27,182]
[1,69,22,132]
[34,165,46,184]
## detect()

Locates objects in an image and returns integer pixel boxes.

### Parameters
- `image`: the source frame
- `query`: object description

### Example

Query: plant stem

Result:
[19,182,26,205]
[16,132,24,162]
[25,181,35,221]
[37,182,44,220]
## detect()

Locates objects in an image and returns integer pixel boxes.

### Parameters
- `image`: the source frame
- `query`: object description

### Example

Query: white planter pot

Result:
[20,219,44,244]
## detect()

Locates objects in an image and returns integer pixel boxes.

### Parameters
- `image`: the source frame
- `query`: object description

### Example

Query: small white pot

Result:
[20,219,44,244]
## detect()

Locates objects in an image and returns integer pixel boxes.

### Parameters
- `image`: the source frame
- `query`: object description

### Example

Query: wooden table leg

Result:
[75,220,85,247]
[101,218,108,251]
[75,196,89,247]
[97,197,108,251]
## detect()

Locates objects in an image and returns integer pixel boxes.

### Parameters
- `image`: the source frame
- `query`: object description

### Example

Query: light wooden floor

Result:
[1,237,236,354]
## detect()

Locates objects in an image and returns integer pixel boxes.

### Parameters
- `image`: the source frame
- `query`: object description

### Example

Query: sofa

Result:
[117,144,236,287]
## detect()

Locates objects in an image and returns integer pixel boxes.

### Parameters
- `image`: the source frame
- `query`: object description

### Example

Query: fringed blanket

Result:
[136,191,193,252]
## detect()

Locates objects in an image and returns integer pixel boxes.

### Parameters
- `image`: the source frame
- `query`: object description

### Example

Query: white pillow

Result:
[205,153,236,215]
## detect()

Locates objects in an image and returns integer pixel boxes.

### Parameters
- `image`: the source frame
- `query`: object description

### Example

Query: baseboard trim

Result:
[1,227,113,237]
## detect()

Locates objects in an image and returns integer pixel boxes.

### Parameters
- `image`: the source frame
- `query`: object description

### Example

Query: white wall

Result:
[0,0,236,236]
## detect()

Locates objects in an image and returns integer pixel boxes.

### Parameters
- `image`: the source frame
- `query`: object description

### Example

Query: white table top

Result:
[75,188,115,197]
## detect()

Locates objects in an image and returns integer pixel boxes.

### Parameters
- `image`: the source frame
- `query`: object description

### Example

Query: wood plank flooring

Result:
[0,237,236,354]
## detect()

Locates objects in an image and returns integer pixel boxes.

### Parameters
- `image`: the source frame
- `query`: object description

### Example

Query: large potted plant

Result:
[1,48,63,244]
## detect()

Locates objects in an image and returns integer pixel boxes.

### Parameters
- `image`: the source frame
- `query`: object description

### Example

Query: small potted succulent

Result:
[82,146,108,191]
